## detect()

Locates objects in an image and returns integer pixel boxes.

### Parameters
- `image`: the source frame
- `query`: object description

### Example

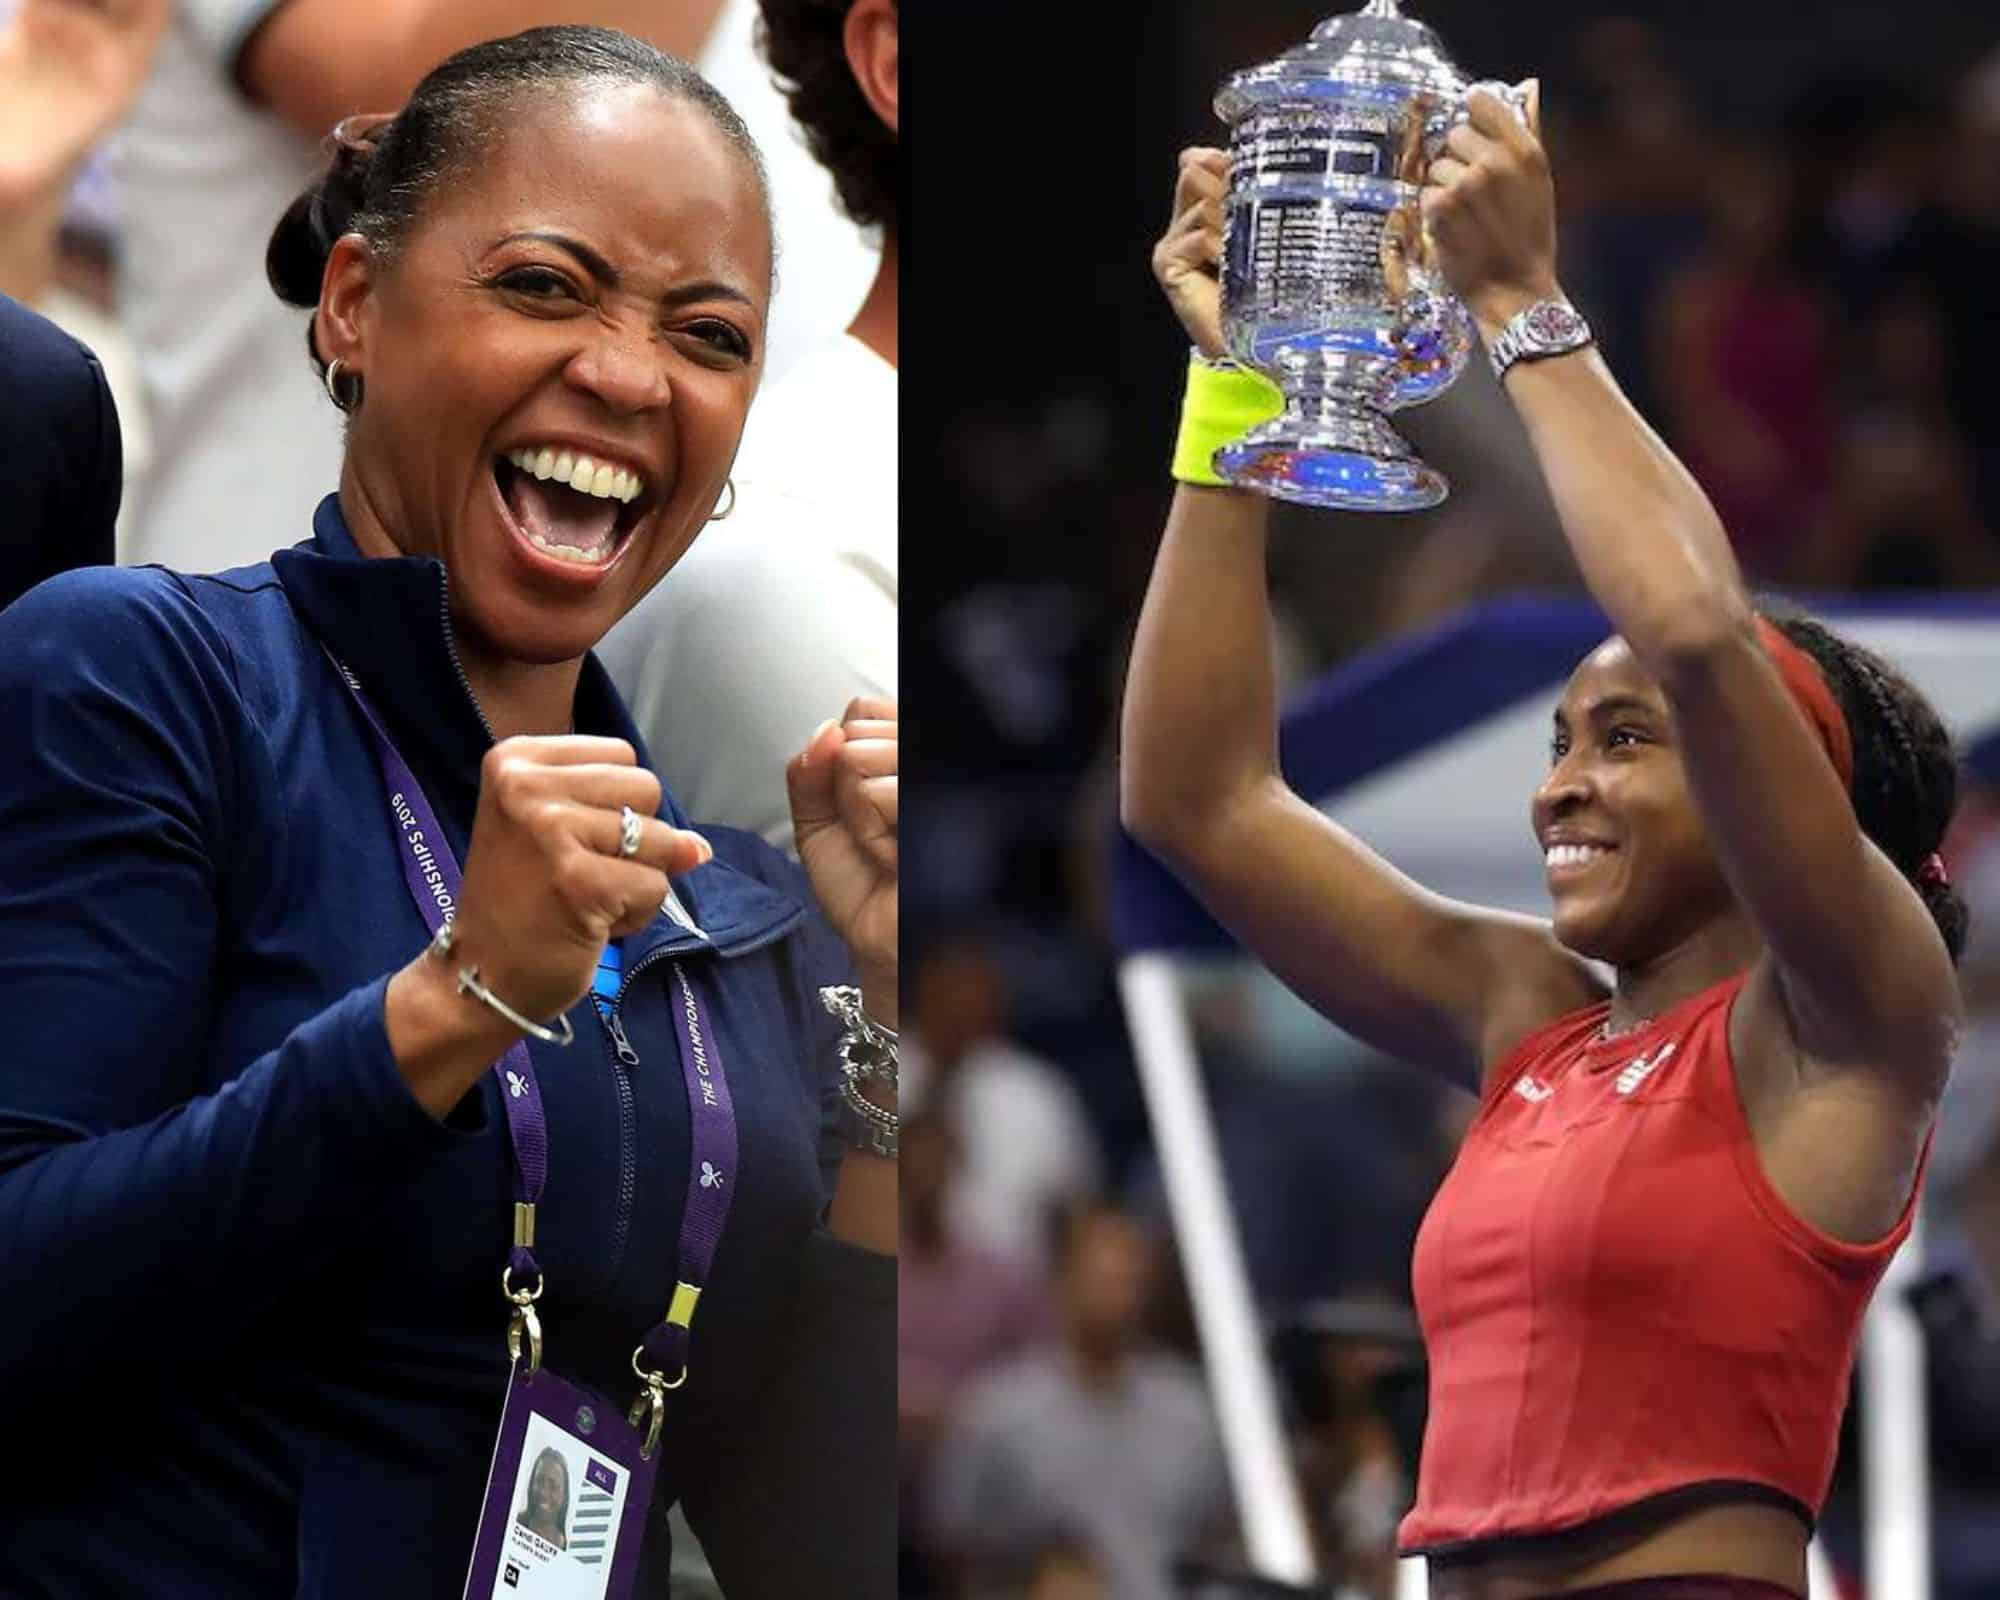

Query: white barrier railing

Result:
[1118,954,1319,1589]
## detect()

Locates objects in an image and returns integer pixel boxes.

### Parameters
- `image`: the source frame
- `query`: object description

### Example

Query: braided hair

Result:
[1760,606,1969,961]
[757,0,896,233]
[266,26,770,377]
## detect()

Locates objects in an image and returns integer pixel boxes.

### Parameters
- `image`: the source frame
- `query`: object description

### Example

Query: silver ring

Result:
[619,805,643,859]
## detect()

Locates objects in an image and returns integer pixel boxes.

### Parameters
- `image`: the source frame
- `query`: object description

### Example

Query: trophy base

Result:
[1214,412,1449,513]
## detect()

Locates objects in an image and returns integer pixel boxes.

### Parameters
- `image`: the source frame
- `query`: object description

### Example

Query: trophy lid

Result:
[1216,0,1470,121]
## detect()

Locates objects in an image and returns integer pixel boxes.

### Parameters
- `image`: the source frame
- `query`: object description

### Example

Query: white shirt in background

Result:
[598,333,896,851]
[112,0,878,575]
[114,0,338,572]
[902,1036,1105,1272]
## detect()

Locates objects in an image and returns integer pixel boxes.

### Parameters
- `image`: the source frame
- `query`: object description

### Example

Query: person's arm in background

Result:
[0,293,120,608]
[0,0,170,210]
[238,0,729,139]
[0,0,171,302]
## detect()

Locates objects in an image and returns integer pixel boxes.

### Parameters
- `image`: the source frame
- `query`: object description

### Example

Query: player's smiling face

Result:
[1532,638,1734,964]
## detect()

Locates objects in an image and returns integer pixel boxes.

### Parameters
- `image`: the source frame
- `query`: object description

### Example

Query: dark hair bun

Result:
[265,117,393,319]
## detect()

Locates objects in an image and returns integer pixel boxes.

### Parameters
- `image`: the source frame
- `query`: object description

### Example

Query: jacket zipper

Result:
[436,576,497,742]
[592,996,640,1275]
[601,1005,640,1066]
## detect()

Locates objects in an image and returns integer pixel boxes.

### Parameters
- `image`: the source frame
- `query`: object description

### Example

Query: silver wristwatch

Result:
[1488,298,1594,384]
[834,1091,898,1159]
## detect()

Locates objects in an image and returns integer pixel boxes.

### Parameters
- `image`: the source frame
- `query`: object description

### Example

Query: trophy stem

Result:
[1213,383,1449,513]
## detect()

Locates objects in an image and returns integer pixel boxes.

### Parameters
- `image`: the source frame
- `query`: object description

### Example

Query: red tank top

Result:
[1400,973,1923,1554]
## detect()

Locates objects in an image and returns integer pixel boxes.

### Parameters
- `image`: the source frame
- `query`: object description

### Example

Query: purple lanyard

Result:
[329,655,737,1380]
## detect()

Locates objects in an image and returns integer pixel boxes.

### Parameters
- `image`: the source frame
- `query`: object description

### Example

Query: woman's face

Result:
[531,1455,565,1518]
[1530,639,1735,964]
[321,82,771,667]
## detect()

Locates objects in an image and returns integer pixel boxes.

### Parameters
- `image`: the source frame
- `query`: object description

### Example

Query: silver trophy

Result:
[1213,0,1525,511]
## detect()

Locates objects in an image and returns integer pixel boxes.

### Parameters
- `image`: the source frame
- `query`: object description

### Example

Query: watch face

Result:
[1523,302,1586,346]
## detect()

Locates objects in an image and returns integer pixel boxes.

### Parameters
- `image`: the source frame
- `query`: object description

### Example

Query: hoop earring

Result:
[323,359,363,413]
[708,478,736,522]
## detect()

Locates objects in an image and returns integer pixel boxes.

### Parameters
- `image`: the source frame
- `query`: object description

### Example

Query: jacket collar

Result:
[273,495,800,961]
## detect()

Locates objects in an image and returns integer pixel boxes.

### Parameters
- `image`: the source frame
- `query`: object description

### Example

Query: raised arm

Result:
[1423,87,1960,1079]
[1119,149,1600,1089]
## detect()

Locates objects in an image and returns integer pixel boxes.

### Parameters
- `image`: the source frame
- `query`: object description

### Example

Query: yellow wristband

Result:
[1171,351,1285,486]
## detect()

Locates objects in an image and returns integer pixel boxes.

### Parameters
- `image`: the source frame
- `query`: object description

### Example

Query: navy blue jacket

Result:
[0,293,119,611]
[0,498,890,1596]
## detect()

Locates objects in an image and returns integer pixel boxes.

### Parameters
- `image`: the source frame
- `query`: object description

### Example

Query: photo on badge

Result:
[481,1410,631,1599]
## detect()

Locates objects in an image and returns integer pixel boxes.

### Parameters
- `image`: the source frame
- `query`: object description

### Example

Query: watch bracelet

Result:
[838,1075,898,1131]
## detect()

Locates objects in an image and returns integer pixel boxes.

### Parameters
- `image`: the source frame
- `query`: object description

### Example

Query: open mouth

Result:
[492,447,655,570]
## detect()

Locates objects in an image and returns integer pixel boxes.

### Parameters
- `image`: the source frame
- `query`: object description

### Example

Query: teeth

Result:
[528,535,607,565]
[505,447,646,504]
[1546,844,1608,870]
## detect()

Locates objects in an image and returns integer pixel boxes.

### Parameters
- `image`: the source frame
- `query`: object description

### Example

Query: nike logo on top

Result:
[1615,1042,1676,1096]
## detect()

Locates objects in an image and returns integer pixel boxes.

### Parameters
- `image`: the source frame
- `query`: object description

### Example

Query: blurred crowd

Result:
[903,11,2000,1600]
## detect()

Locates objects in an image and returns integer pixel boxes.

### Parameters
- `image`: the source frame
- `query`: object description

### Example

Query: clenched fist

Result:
[387,735,709,1115]
[790,698,897,1025]
[1420,81,1561,332]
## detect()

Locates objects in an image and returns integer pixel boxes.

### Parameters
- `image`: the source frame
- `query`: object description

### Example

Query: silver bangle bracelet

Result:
[818,983,899,1093]
[430,924,576,1047]
[821,984,899,1157]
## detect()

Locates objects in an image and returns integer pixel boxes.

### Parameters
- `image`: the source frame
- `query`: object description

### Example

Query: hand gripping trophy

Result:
[1211,0,1527,510]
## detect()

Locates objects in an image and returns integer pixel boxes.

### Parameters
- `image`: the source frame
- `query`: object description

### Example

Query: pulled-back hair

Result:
[757,0,896,233]
[267,25,769,372]
[1761,606,1970,961]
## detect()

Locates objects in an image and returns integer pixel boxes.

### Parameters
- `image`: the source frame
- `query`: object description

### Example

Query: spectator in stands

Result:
[1274,1296,1427,1600]
[899,1111,1049,1596]
[928,1204,1231,1600]
[1652,138,1833,581]
[1789,277,2000,590]
[600,0,896,852]
[0,0,162,532]
[1897,783,2000,1600]
[0,291,120,608]
[904,935,1105,1269]
[53,0,876,573]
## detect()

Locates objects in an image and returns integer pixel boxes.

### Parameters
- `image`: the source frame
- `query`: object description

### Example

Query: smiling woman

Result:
[0,25,892,1600]
[1123,92,1966,1600]
[265,28,774,734]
